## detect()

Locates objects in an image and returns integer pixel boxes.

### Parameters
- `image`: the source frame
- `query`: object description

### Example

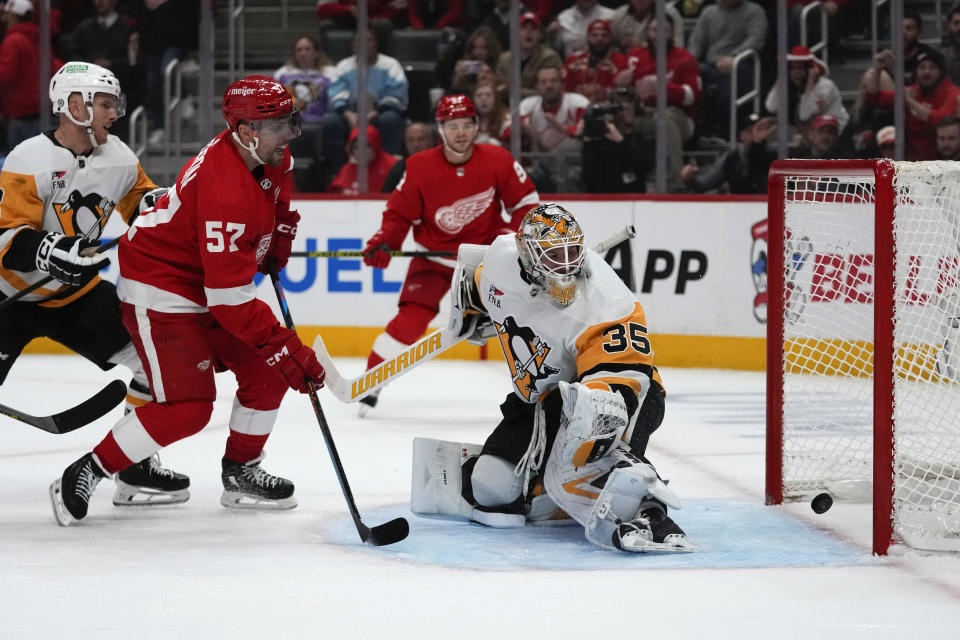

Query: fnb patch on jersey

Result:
[487,284,504,307]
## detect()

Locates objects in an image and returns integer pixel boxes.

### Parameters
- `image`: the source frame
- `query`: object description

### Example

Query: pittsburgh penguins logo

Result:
[53,189,115,237]
[495,316,560,400]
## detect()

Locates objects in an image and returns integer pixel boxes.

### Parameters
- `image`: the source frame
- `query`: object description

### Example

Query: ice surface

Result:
[1,356,959,639]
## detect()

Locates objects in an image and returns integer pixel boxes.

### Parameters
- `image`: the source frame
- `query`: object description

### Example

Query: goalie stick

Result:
[313,224,638,404]
[269,268,409,546]
[0,379,127,434]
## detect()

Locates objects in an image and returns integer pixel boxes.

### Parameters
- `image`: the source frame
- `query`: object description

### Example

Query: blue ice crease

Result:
[322,499,879,571]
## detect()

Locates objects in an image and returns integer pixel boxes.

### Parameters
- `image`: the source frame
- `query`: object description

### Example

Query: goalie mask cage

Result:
[766,159,960,555]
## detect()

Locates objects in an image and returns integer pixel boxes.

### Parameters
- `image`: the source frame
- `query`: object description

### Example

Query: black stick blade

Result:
[51,380,128,433]
[0,380,127,434]
[362,517,410,546]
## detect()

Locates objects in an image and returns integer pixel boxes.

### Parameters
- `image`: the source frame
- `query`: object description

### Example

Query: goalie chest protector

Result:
[478,234,653,404]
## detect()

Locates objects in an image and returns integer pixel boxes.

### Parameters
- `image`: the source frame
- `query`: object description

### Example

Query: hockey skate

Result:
[50,452,108,526]
[113,454,190,506]
[357,390,380,418]
[613,505,696,553]
[220,454,297,510]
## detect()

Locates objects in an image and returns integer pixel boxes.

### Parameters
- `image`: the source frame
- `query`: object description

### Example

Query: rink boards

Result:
[25,195,773,370]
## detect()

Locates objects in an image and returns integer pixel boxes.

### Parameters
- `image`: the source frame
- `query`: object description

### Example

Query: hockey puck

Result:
[811,492,833,514]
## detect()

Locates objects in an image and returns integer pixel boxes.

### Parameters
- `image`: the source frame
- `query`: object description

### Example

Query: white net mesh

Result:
[779,163,960,551]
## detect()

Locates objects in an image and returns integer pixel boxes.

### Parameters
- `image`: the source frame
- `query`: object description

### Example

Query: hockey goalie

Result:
[411,203,694,552]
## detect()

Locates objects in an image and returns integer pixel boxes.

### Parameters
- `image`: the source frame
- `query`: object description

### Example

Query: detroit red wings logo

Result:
[435,187,496,234]
[255,234,272,264]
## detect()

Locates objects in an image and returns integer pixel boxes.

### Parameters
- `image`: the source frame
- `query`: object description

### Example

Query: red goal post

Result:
[766,159,960,556]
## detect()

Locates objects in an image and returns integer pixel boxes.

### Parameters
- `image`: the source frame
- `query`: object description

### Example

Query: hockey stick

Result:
[314,325,464,403]
[0,379,127,434]
[0,236,121,312]
[313,224,639,404]
[269,268,409,546]
[290,249,453,259]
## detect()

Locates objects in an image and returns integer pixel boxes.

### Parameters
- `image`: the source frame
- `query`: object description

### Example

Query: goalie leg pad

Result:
[469,454,527,527]
[539,382,633,527]
[557,381,629,468]
[584,463,692,552]
[411,438,481,521]
[471,454,524,507]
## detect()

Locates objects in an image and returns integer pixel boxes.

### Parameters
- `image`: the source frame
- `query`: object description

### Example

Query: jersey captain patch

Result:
[495,316,560,401]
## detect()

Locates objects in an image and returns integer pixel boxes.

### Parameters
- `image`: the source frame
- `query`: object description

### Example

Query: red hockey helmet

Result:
[222,75,297,130]
[435,94,477,123]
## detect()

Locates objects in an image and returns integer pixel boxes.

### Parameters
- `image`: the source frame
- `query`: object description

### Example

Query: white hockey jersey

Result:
[0,132,156,307]
[477,234,662,406]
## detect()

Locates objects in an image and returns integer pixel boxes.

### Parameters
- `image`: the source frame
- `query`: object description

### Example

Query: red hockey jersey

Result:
[377,144,539,267]
[116,130,294,348]
[564,50,627,103]
[625,45,701,121]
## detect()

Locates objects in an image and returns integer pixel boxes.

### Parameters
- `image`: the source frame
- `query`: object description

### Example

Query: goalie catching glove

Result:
[36,232,109,287]
[261,328,325,394]
[447,243,496,345]
[258,207,301,274]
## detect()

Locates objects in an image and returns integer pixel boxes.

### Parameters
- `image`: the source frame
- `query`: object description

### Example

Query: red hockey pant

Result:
[93,304,289,473]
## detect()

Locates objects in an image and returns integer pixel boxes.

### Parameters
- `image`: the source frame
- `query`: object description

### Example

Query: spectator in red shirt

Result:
[563,19,627,103]
[0,0,63,151]
[327,124,399,194]
[622,15,700,191]
[862,47,960,161]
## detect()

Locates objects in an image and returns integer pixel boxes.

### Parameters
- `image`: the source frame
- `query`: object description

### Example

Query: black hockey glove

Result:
[36,233,110,287]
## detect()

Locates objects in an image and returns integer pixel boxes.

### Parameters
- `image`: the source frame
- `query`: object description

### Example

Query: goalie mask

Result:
[516,204,585,305]
[222,75,302,164]
[49,62,126,148]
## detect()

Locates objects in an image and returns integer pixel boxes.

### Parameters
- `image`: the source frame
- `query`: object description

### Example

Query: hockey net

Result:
[766,160,960,555]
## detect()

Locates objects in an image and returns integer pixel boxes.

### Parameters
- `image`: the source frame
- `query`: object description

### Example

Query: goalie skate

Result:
[613,507,696,553]
[113,454,190,506]
[220,454,297,510]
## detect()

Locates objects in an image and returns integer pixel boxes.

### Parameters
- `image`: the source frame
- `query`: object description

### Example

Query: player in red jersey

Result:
[50,75,326,526]
[359,94,540,416]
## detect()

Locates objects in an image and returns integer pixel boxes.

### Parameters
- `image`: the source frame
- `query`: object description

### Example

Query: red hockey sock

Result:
[224,431,269,464]
[366,351,384,370]
[93,433,134,475]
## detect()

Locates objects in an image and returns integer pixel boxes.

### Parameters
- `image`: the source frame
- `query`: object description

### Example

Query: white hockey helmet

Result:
[516,203,586,305]
[49,61,126,127]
